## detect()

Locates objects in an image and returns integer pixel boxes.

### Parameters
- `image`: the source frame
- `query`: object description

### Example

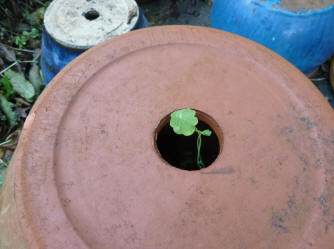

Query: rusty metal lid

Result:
[44,0,139,49]
[4,26,334,249]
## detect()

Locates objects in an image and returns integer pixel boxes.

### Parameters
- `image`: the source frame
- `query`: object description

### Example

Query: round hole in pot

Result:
[84,9,100,20]
[155,110,223,171]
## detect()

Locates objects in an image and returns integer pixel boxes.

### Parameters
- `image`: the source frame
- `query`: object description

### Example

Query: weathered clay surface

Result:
[0,26,334,249]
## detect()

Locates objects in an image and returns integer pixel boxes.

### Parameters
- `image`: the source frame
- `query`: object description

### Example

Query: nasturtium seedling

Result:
[170,108,212,169]
[170,108,198,136]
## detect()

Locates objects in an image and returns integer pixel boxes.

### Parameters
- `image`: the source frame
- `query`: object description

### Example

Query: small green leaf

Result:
[0,168,5,189]
[1,75,13,98]
[170,108,198,136]
[29,64,44,94]
[0,93,18,128]
[0,43,16,62]
[30,28,40,39]
[201,129,212,136]
[5,69,35,102]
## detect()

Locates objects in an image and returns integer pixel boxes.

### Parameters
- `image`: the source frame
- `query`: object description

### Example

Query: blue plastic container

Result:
[41,8,149,85]
[211,0,334,73]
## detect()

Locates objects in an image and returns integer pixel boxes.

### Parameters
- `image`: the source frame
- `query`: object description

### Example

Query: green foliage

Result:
[14,28,40,49]
[14,36,26,49]
[170,108,212,169]
[1,75,13,98]
[0,29,4,40]
[170,108,198,136]
[29,64,44,94]
[0,93,18,128]
[5,69,35,102]
[195,128,211,169]
[199,129,212,136]
[0,155,9,189]
[0,168,5,189]
[0,65,43,129]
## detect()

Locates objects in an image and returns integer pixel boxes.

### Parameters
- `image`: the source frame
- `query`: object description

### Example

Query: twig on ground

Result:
[311,77,327,82]
[10,47,36,53]
[0,139,12,147]
[0,61,18,75]
[0,158,8,167]
[0,56,41,76]
[14,97,31,106]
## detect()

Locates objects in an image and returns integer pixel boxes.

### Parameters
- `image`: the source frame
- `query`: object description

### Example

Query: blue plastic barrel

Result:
[211,0,334,73]
[41,0,149,85]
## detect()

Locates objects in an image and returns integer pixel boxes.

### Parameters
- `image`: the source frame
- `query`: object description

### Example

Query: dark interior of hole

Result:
[156,120,220,171]
[84,9,100,20]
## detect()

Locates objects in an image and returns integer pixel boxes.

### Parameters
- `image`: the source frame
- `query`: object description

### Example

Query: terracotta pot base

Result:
[0,26,334,249]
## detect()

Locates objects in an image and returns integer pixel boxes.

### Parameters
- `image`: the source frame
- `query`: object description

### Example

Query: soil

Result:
[279,0,334,11]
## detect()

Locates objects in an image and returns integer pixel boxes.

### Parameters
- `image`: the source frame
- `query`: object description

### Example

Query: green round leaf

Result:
[170,109,198,136]
[201,129,212,136]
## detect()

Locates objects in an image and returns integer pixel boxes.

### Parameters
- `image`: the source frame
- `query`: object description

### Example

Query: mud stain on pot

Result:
[314,194,330,216]
[287,195,299,218]
[325,219,334,233]
[271,209,290,233]
[300,117,316,131]
[280,126,294,135]
[271,216,288,233]
[270,193,306,234]
[250,177,257,184]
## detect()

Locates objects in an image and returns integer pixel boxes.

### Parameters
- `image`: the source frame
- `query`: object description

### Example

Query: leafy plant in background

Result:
[0,67,43,189]
[0,154,10,188]
[0,0,49,190]
[170,108,212,169]
[0,68,42,129]
[14,28,40,49]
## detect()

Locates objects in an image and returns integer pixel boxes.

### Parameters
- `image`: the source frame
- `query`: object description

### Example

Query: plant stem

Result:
[10,47,35,53]
[0,57,40,76]
[0,158,8,167]
[0,139,12,147]
[195,128,205,169]
[0,61,17,76]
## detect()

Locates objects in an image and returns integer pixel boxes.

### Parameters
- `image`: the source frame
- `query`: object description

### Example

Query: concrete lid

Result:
[44,0,139,49]
[1,26,334,249]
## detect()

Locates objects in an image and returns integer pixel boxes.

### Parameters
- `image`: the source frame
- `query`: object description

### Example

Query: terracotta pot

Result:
[0,26,334,249]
